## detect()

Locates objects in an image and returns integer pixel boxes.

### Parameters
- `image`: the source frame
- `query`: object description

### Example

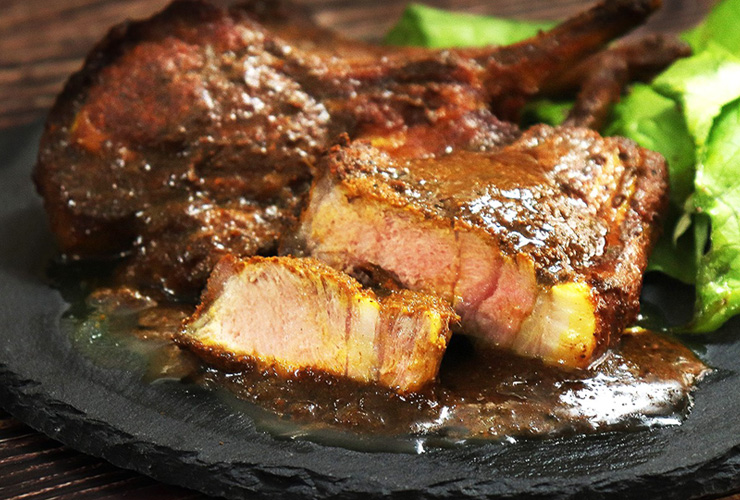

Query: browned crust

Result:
[320,125,668,284]
[562,35,690,130]
[173,334,349,385]
[33,0,227,256]
[588,141,669,359]
[34,0,328,259]
[478,0,662,119]
[380,290,459,325]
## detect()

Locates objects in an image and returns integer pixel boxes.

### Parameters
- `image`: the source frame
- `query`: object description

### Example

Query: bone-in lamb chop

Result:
[34,0,667,298]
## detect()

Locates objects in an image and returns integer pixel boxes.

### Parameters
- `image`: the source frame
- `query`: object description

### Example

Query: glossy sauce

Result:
[203,332,706,441]
[62,276,709,449]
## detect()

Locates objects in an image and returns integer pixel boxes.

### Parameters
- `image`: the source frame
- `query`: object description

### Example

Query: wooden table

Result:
[0,0,731,498]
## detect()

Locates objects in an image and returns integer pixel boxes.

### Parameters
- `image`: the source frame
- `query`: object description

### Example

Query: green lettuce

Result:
[691,99,740,331]
[384,4,554,48]
[648,40,740,329]
[521,99,570,127]
[683,0,740,54]
[653,45,740,152]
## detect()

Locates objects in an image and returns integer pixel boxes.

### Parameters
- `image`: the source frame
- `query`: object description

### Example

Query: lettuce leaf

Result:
[520,99,571,127]
[615,46,740,329]
[646,223,698,285]
[691,99,740,331]
[384,3,554,48]
[653,45,740,152]
[683,0,740,55]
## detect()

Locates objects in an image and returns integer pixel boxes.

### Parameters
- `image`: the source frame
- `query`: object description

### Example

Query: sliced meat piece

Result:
[296,125,668,368]
[176,256,458,392]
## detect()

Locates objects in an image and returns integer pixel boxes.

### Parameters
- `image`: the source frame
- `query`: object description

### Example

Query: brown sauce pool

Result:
[202,332,707,441]
[61,276,709,450]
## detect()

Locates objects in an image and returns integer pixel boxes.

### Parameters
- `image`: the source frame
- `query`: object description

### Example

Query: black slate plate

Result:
[2,121,740,500]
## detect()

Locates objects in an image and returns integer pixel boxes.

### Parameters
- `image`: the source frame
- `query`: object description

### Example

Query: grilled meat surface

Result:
[118,198,293,299]
[34,0,664,297]
[176,256,457,392]
[296,125,668,367]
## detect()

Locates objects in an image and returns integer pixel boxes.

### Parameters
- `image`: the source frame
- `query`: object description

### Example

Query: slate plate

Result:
[2,121,740,500]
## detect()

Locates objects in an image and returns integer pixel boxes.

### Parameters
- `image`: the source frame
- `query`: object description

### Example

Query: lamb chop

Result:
[295,125,668,368]
[176,256,457,393]
[34,0,667,298]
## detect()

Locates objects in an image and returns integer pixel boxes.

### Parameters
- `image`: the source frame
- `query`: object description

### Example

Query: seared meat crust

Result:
[118,198,295,299]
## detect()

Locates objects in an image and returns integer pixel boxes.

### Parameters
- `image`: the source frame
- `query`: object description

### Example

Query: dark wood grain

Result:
[0,410,205,499]
[0,0,731,498]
